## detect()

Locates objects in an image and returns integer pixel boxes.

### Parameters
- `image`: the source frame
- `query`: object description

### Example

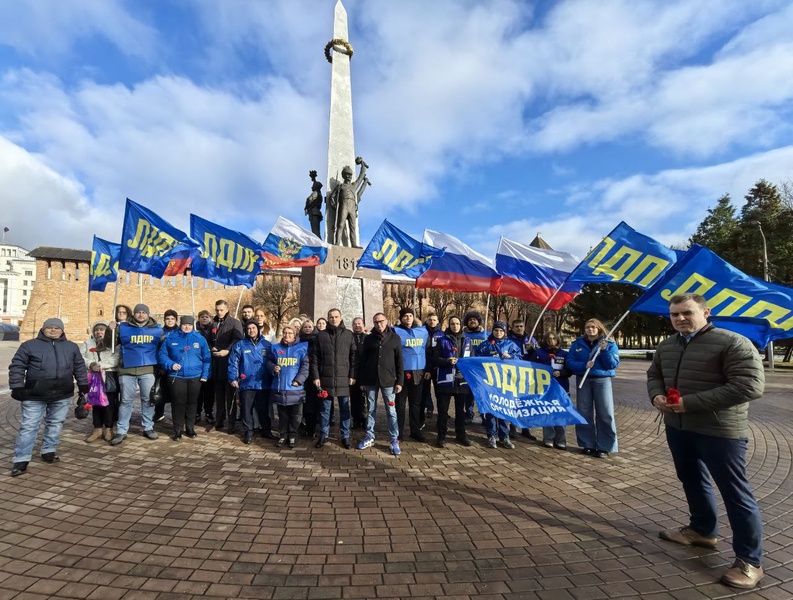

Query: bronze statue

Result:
[326,157,370,247]
[304,170,323,238]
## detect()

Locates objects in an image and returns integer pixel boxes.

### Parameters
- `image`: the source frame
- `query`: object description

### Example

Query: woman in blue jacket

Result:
[475,321,521,450]
[533,332,570,450]
[158,316,211,441]
[565,318,620,458]
[229,321,273,445]
[267,325,309,448]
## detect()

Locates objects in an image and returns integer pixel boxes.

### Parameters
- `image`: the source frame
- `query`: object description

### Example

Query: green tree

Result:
[689,194,739,257]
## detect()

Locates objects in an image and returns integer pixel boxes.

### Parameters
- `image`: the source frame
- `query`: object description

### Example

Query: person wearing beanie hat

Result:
[393,307,430,443]
[163,309,179,335]
[475,323,522,450]
[228,320,273,444]
[80,321,120,443]
[158,315,211,441]
[112,302,163,446]
[9,317,89,477]
[462,310,488,421]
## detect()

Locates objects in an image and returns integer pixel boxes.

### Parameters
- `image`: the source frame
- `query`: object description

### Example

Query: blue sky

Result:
[1,0,792,261]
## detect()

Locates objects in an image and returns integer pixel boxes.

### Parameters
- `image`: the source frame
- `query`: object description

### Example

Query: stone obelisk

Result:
[325,0,356,246]
[300,0,382,323]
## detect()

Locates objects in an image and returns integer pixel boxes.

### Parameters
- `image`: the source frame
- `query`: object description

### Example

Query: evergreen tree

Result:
[689,194,739,257]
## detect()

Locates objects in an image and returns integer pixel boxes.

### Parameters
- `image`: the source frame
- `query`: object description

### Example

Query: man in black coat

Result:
[310,308,357,449]
[356,313,404,455]
[349,317,367,429]
[211,300,244,432]
[9,318,89,476]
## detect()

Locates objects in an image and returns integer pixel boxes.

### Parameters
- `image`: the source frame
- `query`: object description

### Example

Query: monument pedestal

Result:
[300,246,383,324]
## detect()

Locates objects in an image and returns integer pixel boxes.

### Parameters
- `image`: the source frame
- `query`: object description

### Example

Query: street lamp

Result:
[750,221,774,371]
[32,302,49,336]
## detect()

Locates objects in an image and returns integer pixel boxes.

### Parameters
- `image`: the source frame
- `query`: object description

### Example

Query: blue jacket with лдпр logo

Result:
[158,329,211,380]
[228,336,272,390]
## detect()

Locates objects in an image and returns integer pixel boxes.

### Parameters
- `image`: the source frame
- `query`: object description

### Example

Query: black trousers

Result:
[350,384,365,426]
[303,383,319,435]
[91,404,113,428]
[171,377,202,433]
[421,378,435,413]
[277,404,303,439]
[214,380,236,428]
[196,379,214,418]
[396,376,425,438]
[240,389,272,435]
[436,394,467,440]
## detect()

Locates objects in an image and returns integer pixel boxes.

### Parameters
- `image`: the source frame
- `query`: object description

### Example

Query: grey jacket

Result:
[647,324,764,439]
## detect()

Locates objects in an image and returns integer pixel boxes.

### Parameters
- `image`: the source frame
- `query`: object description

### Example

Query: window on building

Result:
[22,290,27,296]
[22,299,27,306]
[25,270,33,277]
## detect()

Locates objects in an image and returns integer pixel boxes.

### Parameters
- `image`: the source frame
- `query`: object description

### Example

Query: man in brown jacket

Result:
[648,293,765,590]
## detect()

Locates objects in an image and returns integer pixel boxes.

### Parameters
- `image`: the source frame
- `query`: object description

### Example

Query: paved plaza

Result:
[0,351,791,599]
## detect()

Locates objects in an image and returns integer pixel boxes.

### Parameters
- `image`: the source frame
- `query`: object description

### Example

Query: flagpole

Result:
[139,273,143,304]
[86,290,91,336]
[235,286,245,318]
[190,270,196,317]
[578,309,630,388]
[484,294,491,331]
[527,283,565,346]
[111,277,120,353]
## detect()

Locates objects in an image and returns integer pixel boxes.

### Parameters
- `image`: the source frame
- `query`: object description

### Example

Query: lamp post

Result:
[751,222,774,371]
[32,302,49,336]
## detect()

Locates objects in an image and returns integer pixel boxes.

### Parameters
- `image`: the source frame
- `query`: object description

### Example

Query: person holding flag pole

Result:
[565,319,620,458]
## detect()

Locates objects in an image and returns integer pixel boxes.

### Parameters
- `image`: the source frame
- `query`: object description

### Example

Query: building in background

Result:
[0,244,36,325]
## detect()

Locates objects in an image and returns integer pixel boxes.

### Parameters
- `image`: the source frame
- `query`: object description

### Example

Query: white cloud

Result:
[473,145,793,258]
[0,0,157,61]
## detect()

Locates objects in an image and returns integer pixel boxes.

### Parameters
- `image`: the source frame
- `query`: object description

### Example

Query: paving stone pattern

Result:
[0,360,791,599]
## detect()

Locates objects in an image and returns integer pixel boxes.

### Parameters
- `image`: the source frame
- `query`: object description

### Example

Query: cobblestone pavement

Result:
[0,360,791,600]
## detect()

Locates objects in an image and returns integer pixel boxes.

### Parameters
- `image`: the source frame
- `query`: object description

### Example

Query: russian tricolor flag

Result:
[261,217,329,268]
[416,230,501,294]
[495,238,582,309]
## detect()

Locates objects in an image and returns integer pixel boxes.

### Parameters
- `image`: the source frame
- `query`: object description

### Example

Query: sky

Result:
[1,0,792,261]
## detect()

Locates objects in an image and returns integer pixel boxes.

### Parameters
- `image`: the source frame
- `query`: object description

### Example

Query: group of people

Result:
[7,293,766,589]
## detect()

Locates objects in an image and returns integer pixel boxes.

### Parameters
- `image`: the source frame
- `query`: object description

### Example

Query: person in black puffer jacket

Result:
[299,319,320,436]
[9,318,89,477]
[310,308,357,449]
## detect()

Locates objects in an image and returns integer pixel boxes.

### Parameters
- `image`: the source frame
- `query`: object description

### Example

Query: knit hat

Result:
[463,310,483,326]
[133,304,150,316]
[179,315,195,326]
[492,321,507,332]
[42,318,64,330]
[92,321,109,331]
[399,307,415,319]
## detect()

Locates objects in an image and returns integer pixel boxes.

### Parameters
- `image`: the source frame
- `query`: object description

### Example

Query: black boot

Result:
[40,453,59,463]
[11,462,28,477]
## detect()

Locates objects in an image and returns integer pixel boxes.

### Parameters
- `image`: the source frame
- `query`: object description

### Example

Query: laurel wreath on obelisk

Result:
[325,38,354,63]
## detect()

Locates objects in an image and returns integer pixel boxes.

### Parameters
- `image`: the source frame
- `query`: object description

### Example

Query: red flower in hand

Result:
[89,348,97,353]
[240,374,247,379]
[667,387,681,405]
[212,328,217,334]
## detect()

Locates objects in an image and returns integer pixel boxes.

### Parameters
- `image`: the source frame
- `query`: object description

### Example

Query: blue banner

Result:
[358,220,445,278]
[190,214,264,287]
[631,244,793,342]
[455,357,586,428]
[568,221,678,289]
[89,236,120,292]
[119,198,198,278]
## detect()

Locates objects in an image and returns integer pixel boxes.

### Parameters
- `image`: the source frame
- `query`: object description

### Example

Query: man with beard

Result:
[311,308,357,449]
[462,310,488,422]
[212,300,244,432]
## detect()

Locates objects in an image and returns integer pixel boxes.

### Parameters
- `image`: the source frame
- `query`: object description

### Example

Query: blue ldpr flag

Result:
[89,236,120,292]
[630,244,793,343]
[190,214,264,287]
[568,221,678,289]
[358,220,445,278]
[455,357,586,429]
[119,198,198,278]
